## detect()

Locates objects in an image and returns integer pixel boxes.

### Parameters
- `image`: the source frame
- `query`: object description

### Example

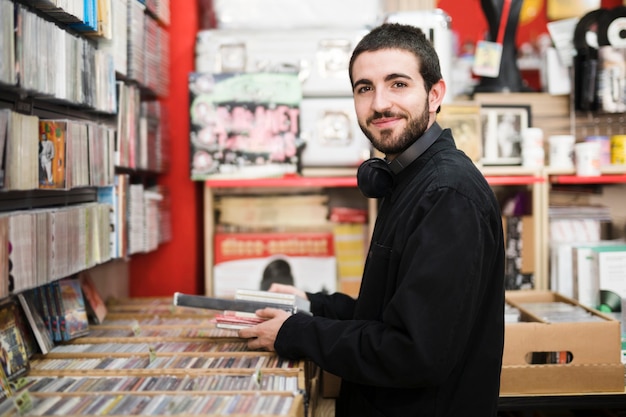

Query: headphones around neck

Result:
[356,122,443,198]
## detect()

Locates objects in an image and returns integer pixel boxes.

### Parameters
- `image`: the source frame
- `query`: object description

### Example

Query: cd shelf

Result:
[0,188,98,213]
[2,392,305,416]
[0,0,173,301]
[2,295,314,417]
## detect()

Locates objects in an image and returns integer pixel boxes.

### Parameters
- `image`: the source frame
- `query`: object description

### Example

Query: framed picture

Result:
[438,103,482,162]
[480,104,531,166]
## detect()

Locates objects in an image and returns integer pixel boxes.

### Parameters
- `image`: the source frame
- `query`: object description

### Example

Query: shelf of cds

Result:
[0,288,313,417]
[0,0,173,298]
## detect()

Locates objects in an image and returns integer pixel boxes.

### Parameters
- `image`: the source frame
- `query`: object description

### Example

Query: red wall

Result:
[129,0,202,297]
[129,0,624,297]
[438,0,623,54]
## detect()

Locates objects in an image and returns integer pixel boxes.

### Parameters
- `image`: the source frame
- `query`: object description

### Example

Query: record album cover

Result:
[189,72,303,180]
[57,278,90,340]
[39,120,66,189]
[78,271,108,324]
[16,291,54,355]
[0,299,30,380]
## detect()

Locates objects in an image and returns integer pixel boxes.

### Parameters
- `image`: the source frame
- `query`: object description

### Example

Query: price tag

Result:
[472,41,503,78]
[131,320,141,336]
[473,0,512,78]
[251,368,262,389]
[13,391,33,415]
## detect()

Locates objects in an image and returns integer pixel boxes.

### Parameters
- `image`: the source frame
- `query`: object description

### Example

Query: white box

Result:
[592,245,626,302]
[384,9,454,103]
[300,97,371,168]
[212,0,384,30]
[572,241,625,308]
[195,29,368,97]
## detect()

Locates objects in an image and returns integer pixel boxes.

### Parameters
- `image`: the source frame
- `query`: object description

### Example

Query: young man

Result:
[239,23,505,417]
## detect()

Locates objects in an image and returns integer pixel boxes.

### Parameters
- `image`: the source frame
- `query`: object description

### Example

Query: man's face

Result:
[351,49,438,157]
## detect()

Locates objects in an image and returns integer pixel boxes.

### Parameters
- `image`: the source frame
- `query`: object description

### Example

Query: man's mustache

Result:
[367,111,406,124]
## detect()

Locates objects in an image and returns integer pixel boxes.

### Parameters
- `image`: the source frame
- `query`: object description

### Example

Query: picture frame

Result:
[480,104,532,166]
[438,103,482,162]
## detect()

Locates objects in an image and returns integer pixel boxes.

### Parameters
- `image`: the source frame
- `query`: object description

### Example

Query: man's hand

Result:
[238,308,291,351]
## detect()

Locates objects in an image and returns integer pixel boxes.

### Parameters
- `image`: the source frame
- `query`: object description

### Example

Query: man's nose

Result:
[371,89,392,113]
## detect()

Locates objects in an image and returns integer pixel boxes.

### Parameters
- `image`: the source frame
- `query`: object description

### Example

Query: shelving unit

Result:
[481,166,548,289]
[203,165,552,295]
[203,175,375,296]
[0,0,171,299]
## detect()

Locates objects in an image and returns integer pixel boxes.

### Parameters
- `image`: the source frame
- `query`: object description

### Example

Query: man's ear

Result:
[428,79,446,113]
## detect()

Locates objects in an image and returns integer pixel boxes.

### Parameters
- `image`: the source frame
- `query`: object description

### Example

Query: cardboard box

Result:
[502,290,624,395]
[321,370,341,398]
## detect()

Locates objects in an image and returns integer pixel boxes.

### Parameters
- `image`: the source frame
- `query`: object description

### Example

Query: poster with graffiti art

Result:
[189,72,304,180]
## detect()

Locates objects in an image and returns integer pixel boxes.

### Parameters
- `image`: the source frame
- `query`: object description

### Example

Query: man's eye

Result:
[356,86,372,94]
[393,82,407,88]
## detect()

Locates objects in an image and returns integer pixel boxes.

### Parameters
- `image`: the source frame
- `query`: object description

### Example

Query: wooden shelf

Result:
[0,188,98,212]
[479,166,545,186]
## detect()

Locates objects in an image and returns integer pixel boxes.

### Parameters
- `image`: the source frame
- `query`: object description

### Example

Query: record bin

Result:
[501,290,624,395]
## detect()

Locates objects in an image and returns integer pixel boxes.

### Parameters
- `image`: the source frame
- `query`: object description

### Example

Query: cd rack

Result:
[3,296,317,417]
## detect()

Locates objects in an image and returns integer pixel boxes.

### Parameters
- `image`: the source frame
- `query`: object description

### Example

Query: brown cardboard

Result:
[321,370,341,398]
[502,290,624,394]
[500,364,625,395]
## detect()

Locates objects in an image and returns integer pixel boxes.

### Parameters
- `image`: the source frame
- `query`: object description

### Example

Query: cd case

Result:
[173,291,311,316]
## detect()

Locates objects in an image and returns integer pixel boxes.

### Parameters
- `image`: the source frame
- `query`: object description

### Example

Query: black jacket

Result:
[275,127,505,416]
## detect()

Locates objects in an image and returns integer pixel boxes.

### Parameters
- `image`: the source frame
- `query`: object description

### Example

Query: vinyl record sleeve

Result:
[597,6,626,47]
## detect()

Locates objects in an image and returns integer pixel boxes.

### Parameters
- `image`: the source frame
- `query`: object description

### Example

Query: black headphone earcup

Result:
[357,158,394,198]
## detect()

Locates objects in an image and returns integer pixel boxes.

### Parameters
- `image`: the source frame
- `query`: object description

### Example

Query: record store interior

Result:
[2,0,626,415]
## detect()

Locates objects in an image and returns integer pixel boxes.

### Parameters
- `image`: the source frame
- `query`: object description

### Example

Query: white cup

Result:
[522,146,545,168]
[574,141,601,176]
[549,135,575,169]
[521,128,544,168]
[521,127,544,149]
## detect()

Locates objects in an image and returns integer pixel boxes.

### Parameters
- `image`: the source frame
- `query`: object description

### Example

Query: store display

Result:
[195,28,367,97]
[2,0,626,413]
[212,232,337,297]
[189,72,302,180]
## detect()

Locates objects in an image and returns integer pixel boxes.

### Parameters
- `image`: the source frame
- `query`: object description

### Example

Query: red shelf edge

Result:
[205,175,358,188]
[484,176,545,186]
[205,174,546,188]
[550,174,626,185]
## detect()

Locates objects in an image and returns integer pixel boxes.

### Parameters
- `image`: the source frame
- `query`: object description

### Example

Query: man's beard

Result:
[359,103,429,155]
